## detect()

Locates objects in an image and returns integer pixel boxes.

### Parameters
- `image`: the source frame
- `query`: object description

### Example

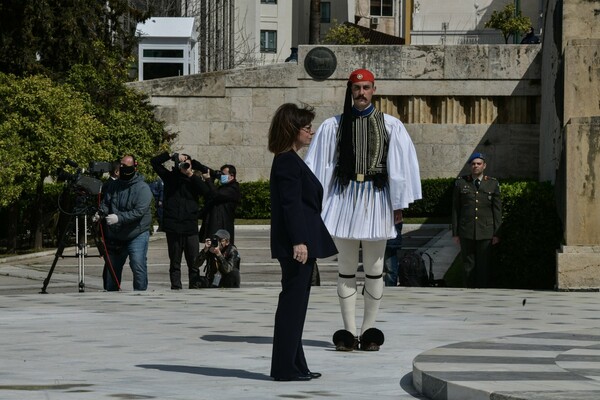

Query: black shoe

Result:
[360,328,384,351]
[308,372,321,379]
[333,329,359,351]
[273,374,312,382]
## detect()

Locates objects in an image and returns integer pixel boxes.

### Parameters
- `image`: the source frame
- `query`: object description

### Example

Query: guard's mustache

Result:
[354,96,367,101]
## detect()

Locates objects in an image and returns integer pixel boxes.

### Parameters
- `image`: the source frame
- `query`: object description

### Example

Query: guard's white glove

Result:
[105,214,119,225]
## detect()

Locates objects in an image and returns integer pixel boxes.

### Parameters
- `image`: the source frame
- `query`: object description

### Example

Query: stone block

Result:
[252,105,280,123]
[204,98,233,122]
[127,72,226,97]
[153,106,178,125]
[557,245,600,289]
[226,64,298,88]
[231,96,253,121]
[282,88,299,105]
[175,121,210,147]
[297,87,324,105]
[209,122,244,145]
[444,45,490,79]
[563,117,600,245]
[564,39,600,121]
[243,122,270,146]
[488,45,542,80]
[563,0,600,41]
[251,88,286,111]
[176,98,209,121]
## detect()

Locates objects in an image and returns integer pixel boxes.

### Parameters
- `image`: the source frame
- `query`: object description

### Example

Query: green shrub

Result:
[492,180,562,289]
[404,178,454,217]
[237,180,271,219]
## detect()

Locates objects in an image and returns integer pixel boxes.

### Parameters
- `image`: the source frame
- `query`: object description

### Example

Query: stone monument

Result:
[548,0,600,289]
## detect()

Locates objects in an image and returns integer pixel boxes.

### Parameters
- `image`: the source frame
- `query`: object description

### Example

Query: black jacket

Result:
[199,179,241,244]
[195,244,241,288]
[150,152,209,234]
[270,150,337,259]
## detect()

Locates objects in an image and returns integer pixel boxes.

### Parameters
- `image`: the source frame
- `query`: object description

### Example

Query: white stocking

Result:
[360,240,387,334]
[334,238,360,336]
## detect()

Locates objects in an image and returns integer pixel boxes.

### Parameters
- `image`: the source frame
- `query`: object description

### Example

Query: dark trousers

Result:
[270,257,314,379]
[220,268,241,288]
[460,238,492,288]
[166,232,200,289]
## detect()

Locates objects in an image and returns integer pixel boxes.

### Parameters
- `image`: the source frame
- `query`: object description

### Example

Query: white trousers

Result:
[334,238,386,336]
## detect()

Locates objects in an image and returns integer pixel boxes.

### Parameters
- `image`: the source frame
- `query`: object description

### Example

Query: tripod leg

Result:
[77,215,87,293]
[41,213,73,294]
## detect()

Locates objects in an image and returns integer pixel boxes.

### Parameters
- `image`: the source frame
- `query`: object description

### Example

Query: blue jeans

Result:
[103,231,149,291]
[384,222,403,287]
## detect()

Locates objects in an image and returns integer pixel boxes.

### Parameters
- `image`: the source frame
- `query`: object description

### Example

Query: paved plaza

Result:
[1,225,600,400]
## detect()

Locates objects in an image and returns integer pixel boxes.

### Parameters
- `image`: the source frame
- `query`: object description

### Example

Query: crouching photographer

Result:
[195,229,241,288]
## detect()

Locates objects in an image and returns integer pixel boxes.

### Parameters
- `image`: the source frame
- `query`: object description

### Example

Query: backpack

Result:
[398,251,447,287]
[398,251,431,287]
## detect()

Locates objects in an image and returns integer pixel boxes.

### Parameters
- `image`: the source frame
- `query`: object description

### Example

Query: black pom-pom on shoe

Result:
[332,329,358,351]
[360,328,384,351]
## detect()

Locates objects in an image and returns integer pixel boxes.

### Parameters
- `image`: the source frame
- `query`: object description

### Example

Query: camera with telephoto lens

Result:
[211,236,220,248]
[56,159,111,216]
[56,159,111,196]
[178,161,191,170]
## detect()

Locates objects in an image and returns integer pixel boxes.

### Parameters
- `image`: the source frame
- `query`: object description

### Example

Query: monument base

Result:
[556,245,600,290]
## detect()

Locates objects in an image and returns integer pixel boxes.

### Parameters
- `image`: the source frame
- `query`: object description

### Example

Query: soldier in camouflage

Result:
[452,153,502,288]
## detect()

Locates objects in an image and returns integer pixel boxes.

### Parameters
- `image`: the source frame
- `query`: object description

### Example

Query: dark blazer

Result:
[452,175,502,240]
[270,150,337,259]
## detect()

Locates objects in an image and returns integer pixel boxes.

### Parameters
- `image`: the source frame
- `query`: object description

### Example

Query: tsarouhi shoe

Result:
[333,329,359,351]
[360,327,384,351]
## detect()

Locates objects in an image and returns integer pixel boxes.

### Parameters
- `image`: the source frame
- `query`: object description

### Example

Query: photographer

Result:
[195,229,241,288]
[151,151,210,290]
[198,164,241,244]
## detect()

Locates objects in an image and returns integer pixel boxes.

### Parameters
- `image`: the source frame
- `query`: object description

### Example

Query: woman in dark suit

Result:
[268,103,338,382]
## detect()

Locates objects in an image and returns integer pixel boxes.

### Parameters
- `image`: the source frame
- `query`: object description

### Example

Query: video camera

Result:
[57,159,112,196]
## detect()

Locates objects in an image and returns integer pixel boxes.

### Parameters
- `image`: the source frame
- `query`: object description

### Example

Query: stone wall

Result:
[127,44,541,182]
[553,0,600,289]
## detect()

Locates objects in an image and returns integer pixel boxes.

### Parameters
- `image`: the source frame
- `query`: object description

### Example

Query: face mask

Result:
[119,165,136,181]
[219,174,229,185]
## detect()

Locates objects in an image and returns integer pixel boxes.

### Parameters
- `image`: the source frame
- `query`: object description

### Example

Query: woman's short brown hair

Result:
[268,103,315,154]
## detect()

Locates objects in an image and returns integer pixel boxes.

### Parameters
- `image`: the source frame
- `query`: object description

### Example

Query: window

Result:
[143,49,184,58]
[143,63,184,80]
[260,30,277,53]
[138,44,192,81]
[261,0,277,3]
[321,2,331,23]
[370,0,393,17]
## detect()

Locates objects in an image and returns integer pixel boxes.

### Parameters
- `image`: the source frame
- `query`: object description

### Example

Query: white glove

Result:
[92,212,100,223]
[105,214,119,225]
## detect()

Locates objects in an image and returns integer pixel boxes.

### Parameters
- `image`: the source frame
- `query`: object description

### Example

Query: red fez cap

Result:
[348,69,375,83]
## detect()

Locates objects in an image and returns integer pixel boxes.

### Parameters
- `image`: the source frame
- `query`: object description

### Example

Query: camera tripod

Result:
[41,212,94,293]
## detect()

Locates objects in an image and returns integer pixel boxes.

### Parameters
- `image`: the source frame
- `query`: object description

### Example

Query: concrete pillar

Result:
[555,37,600,289]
